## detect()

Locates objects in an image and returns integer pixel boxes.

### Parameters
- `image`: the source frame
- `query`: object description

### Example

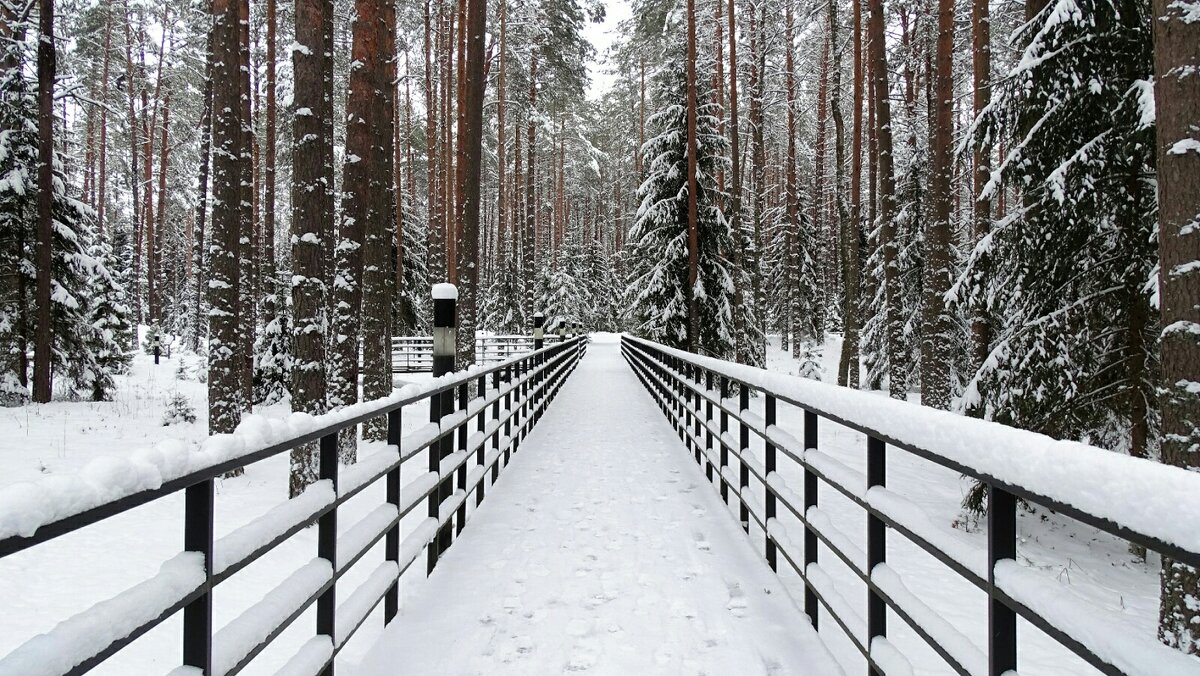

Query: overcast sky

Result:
[581,0,633,100]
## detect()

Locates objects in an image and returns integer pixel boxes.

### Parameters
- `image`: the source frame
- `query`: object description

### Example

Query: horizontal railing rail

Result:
[0,336,588,676]
[391,334,565,373]
[621,334,1200,676]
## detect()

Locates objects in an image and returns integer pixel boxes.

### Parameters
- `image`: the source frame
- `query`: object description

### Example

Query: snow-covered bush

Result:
[0,372,27,407]
[161,393,197,426]
[794,342,823,381]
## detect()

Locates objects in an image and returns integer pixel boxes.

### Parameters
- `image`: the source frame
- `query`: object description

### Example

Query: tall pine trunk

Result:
[922,0,954,409]
[32,0,55,403]
[362,0,397,441]
[867,0,905,400]
[1153,0,1200,651]
[290,0,334,497]
[969,0,991,391]
[454,0,486,366]
[208,0,243,434]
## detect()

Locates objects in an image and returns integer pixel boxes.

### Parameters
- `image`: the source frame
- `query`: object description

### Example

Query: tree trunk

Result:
[921,0,954,410]
[208,0,243,435]
[784,3,799,354]
[867,0,904,400]
[685,0,700,351]
[496,0,508,266]
[454,0,486,366]
[840,0,864,386]
[812,35,829,339]
[361,0,397,441]
[122,2,143,325]
[290,0,334,496]
[32,0,55,403]
[151,93,170,329]
[969,0,991,386]
[264,0,277,282]
[1153,0,1200,650]
[524,50,538,319]
[192,13,214,352]
[96,8,112,237]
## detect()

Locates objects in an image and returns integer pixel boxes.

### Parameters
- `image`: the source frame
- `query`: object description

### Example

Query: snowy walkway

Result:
[357,336,839,675]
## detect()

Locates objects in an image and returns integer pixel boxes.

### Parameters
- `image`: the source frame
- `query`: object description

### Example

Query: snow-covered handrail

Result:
[621,334,1200,676]
[0,336,588,676]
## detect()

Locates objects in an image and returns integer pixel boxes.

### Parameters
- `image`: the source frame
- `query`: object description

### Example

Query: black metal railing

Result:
[0,336,587,676]
[622,335,1200,676]
[391,334,564,373]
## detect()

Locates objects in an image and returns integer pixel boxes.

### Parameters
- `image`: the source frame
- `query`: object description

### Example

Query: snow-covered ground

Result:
[0,348,435,674]
[0,335,1194,675]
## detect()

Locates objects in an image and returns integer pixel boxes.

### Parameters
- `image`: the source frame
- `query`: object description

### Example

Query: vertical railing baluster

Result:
[804,410,819,627]
[717,375,729,487]
[475,374,486,506]
[504,364,514,464]
[738,385,750,532]
[491,369,502,484]
[988,484,1017,675]
[384,409,401,623]
[867,435,886,675]
[317,432,338,675]
[182,479,214,672]
[456,381,468,536]
[764,394,777,570]
[691,365,702,458]
[703,371,713,468]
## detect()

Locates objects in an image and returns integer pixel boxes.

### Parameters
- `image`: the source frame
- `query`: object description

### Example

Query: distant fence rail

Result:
[0,337,587,676]
[622,334,1200,676]
[391,334,564,373]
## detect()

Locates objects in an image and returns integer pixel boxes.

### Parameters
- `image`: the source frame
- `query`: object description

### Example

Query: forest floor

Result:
[0,333,1171,675]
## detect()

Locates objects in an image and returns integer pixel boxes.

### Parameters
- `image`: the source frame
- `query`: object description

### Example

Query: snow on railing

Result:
[621,334,1200,676]
[390,334,565,373]
[0,335,588,676]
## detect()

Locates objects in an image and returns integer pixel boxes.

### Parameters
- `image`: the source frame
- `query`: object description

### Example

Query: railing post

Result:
[988,484,1017,675]
[317,432,338,676]
[804,410,819,627]
[867,435,886,675]
[385,409,402,623]
[182,479,214,672]
[429,284,457,574]
[738,385,750,532]
[764,394,777,570]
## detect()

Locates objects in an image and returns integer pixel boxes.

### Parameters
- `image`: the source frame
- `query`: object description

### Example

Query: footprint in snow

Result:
[726,583,748,618]
[693,531,712,552]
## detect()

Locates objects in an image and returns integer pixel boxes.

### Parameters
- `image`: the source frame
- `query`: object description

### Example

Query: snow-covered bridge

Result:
[2,334,1200,676]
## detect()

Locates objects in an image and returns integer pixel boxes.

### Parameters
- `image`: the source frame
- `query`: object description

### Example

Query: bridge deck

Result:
[358,336,838,675]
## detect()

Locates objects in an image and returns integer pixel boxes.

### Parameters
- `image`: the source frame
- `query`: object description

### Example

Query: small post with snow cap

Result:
[428,283,457,573]
[533,312,545,351]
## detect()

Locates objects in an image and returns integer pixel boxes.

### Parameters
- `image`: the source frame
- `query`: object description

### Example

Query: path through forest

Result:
[357,335,840,675]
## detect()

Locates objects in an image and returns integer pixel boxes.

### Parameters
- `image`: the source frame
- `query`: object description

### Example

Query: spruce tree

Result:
[955,0,1158,510]
[627,57,734,358]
